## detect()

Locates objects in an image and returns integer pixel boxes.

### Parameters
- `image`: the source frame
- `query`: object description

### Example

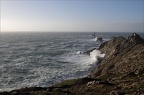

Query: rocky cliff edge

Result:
[1,33,144,95]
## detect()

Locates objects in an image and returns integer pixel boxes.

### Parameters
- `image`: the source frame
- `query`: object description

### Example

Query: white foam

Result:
[91,37,100,42]
[90,49,105,63]
[76,51,83,54]
[91,37,110,42]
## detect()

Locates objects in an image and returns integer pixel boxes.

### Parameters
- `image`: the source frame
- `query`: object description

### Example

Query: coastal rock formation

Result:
[89,33,144,78]
[0,33,144,95]
[128,33,144,44]
[95,36,103,42]
[88,33,144,94]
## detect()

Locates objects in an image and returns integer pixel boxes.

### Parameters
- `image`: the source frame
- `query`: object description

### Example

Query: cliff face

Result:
[87,33,144,94]
[1,33,144,95]
[89,33,144,79]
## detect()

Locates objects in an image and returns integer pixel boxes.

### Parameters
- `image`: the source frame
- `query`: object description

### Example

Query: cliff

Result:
[89,33,144,79]
[1,33,144,95]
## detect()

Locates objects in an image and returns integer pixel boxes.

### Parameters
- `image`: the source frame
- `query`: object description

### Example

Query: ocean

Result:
[0,32,144,91]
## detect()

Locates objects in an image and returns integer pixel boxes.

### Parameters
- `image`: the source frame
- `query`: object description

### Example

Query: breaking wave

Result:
[0,32,108,91]
[90,49,105,63]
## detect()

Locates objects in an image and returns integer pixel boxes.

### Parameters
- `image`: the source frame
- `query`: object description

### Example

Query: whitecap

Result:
[90,49,105,64]
[76,51,83,54]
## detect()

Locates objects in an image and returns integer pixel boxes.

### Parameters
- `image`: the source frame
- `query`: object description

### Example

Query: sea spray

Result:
[90,49,105,64]
[0,32,109,91]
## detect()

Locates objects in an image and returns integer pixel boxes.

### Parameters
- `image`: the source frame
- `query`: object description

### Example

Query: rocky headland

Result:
[1,33,144,95]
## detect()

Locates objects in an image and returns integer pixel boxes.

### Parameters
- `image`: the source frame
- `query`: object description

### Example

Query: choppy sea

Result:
[0,32,144,91]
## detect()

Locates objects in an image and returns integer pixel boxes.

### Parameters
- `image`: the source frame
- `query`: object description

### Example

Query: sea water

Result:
[0,32,143,91]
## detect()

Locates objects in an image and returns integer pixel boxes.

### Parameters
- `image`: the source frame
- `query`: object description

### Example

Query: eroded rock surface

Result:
[89,33,144,79]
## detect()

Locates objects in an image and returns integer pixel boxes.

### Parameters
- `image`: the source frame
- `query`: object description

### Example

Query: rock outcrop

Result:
[128,33,144,44]
[96,36,103,42]
[0,33,144,95]
[89,33,144,79]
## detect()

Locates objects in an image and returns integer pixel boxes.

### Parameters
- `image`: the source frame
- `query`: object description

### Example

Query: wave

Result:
[91,37,110,42]
[90,49,105,64]
[76,51,84,54]
[0,32,108,92]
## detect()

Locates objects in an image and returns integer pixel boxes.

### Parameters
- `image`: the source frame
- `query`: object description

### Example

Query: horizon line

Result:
[1,31,144,33]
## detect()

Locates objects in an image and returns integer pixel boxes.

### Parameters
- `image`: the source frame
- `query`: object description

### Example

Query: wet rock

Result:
[96,37,103,42]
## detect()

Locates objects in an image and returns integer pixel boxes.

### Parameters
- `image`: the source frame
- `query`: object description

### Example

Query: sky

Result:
[1,0,144,32]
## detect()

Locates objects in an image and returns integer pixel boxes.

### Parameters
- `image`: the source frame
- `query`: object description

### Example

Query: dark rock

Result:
[11,91,18,95]
[110,90,125,95]
[92,32,96,36]
[83,48,97,55]
[0,92,10,95]
[128,33,144,44]
[98,41,108,50]
[96,37,103,42]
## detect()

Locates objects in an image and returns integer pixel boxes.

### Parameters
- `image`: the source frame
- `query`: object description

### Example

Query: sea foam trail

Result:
[90,49,105,63]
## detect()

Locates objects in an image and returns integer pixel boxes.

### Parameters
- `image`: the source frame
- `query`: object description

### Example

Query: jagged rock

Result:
[128,33,144,44]
[96,37,103,42]
[89,33,144,79]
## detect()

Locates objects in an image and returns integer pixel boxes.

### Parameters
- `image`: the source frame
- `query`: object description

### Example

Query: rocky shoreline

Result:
[1,33,144,95]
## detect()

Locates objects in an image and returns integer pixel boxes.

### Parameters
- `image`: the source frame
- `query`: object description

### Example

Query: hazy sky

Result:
[1,0,144,32]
